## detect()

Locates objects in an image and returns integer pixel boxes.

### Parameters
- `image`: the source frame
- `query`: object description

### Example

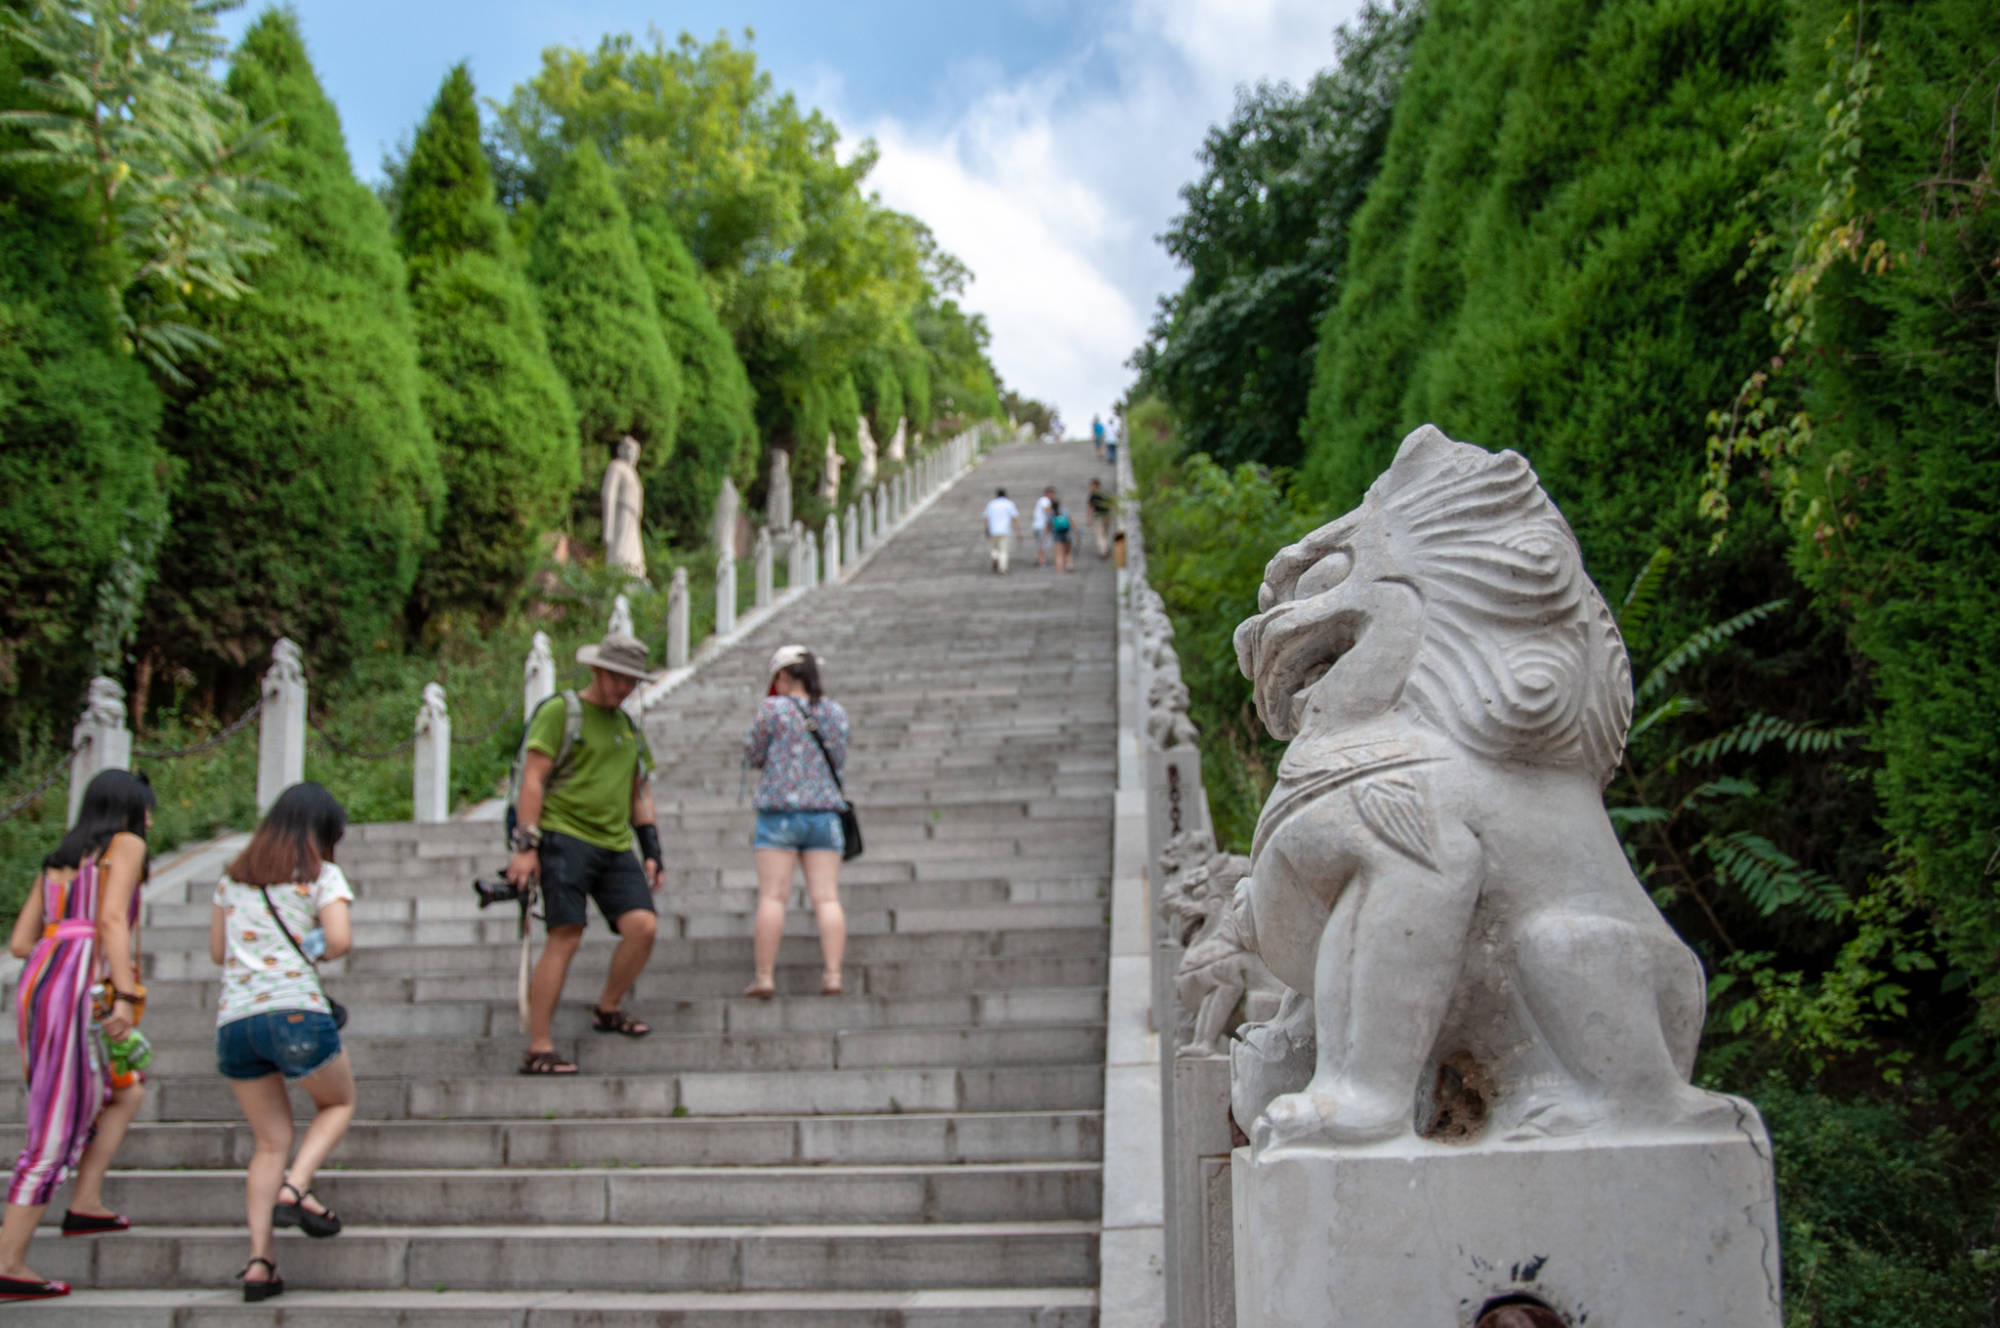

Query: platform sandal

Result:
[274,1180,342,1237]
[240,1258,284,1303]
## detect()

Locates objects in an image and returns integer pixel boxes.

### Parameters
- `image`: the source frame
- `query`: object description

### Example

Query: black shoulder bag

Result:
[259,885,349,1030]
[793,699,862,861]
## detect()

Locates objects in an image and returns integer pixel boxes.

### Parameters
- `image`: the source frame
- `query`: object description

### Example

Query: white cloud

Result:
[843,0,1361,433]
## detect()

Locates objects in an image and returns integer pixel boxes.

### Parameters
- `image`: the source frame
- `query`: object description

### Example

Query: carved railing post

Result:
[843,504,860,565]
[412,683,450,823]
[788,520,807,588]
[715,552,737,637]
[523,631,555,721]
[256,639,305,815]
[874,484,888,538]
[666,568,689,668]
[608,593,634,638]
[753,528,774,609]
[804,531,820,588]
[68,677,132,826]
[821,514,840,583]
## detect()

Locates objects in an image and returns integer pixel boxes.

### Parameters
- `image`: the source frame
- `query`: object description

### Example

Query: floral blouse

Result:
[213,863,352,1026]
[744,696,851,812]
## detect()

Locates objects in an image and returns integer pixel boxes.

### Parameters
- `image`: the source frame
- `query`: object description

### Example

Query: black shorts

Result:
[538,830,655,932]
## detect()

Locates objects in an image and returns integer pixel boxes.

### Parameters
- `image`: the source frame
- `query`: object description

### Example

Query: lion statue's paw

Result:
[1252,1080,1410,1153]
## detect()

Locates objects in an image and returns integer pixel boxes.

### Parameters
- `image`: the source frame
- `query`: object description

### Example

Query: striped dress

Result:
[8,859,125,1207]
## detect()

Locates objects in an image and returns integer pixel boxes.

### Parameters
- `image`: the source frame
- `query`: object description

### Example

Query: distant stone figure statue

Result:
[887,416,908,464]
[1230,424,1734,1151]
[768,449,791,530]
[602,436,646,582]
[712,476,741,559]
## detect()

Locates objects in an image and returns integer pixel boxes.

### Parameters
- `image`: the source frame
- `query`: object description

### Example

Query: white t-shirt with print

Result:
[1032,495,1053,532]
[214,863,353,1026]
[983,497,1019,536]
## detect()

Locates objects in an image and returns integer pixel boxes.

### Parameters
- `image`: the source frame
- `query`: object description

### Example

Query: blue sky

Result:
[224,0,1363,431]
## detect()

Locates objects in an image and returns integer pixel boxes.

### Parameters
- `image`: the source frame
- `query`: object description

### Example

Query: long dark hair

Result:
[227,781,347,886]
[45,769,154,873]
[781,652,824,702]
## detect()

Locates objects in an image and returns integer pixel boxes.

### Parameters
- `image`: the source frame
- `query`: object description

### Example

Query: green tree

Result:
[138,9,440,702]
[1136,1,1420,469]
[525,140,679,502]
[0,0,276,379]
[397,63,579,625]
[631,207,756,543]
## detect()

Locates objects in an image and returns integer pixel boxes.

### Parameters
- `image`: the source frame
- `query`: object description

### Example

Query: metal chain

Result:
[132,699,264,761]
[307,715,418,762]
[450,705,516,748]
[0,738,89,825]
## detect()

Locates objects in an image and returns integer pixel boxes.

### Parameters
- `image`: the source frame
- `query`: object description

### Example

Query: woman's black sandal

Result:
[591,1006,651,1037]
[240,1257,283,1303]
[520,1048,579,1075]
[274,1181,342,1238]
[59,1209,130,1235]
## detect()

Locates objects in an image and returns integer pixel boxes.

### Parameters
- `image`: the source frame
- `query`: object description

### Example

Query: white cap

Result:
[767,644,810,677]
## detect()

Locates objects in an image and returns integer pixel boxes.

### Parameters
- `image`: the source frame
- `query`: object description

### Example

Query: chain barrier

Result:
[0,738,89,826]
[132,699,264,762]
[450,705,516,748]
[307,715,418,762]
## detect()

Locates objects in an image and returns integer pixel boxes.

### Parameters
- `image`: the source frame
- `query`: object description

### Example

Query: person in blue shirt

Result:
[1091,415,1106,458]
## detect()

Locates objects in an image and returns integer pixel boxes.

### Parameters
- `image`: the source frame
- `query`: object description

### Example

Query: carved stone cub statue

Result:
[1229,425,1738,1152]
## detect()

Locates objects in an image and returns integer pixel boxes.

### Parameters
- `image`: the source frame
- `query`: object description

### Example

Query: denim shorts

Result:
[216,1010,343,1082]
[753,810,845,853]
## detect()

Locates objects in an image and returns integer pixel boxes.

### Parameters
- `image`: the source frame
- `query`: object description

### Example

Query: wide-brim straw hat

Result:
[577,633,651,680]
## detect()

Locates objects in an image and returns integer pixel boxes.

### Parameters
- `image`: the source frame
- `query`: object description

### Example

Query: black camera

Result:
[472,875,528,909]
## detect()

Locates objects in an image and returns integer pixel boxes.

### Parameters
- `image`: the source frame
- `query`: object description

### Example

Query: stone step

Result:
[0,1024,1108,1082]
[3,1063,1107,1123]
[0,1110,1103,1170]
[36,1161,1102,1228]
[30,1220,1100,1292]
[38,1286,1098,1327]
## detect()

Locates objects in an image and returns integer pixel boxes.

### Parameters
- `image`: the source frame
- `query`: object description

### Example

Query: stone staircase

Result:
[6,441,1120,1325]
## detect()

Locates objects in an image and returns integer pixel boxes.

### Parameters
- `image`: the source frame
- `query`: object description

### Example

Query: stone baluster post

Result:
[789,521,807,587]
[523,631,555,721]
[753,528,774,609]
[822,513,841,582]
[860,493,876,548]
[68,677,132,826]
[412,682,450,823]
[804,531,820,588]
[843,503,861,564]
[715,553,737,636]
[666,568,690,668]
[608,593,634,637]
[875,484,889,537]
[256,639,305,815]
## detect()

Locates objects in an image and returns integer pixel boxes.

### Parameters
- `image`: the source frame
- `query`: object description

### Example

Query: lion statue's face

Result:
[1233,425,1633,783]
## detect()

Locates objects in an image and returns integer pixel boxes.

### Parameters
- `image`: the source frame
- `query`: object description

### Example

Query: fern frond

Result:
[1702,830,1849,921]
[1638,599,1789,702]
[1617,547,1673,631]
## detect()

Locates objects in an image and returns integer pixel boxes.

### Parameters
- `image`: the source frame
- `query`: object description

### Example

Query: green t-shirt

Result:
[527,695,654,851]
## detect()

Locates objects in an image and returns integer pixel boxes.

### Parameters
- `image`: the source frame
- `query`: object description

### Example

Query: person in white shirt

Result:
[1031,488,1055,567]
[982,489,1021,574]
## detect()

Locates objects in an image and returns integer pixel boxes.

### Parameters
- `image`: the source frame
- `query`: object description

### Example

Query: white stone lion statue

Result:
[1229,424,1738,1151]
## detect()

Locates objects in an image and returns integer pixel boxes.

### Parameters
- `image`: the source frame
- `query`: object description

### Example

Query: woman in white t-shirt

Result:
[207,782,356,1303]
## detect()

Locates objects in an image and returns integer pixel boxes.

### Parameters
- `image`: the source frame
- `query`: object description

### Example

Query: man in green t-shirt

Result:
[504,632,663,1074]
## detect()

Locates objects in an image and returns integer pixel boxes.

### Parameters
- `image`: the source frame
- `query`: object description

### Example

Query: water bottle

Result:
[302,927,327,960]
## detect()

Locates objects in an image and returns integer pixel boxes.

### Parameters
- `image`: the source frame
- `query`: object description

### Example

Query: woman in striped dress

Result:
[0,769,153,1302]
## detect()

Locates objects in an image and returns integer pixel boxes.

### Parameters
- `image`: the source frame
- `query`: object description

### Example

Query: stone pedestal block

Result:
[1166,1054,1236,1328]
[1232,1121,1782,1328]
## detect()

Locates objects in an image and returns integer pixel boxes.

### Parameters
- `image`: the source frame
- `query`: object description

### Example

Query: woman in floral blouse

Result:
[742,645,851,996]
[209,781,355,1302]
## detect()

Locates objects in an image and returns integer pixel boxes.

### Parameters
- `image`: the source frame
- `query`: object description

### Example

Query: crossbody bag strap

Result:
[790,698,846,797]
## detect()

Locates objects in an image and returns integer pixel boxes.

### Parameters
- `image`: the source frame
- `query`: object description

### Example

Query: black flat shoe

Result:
[0,1275,70,1301]
[60,1209,131,1236]
[274,1181,342,1238]
[240,1257,283,1303]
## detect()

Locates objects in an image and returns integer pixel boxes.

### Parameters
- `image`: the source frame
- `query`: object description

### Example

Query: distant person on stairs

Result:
[1,770,154,1304]
[1087,479,1113,558]
[1032,486,1055,567]
[742,646,852,998]
[1049,499,1074,573]
[983,488,1020,574]
[505,633,665,1075]
[210,781,356,1304]
[1091,414,1105,458]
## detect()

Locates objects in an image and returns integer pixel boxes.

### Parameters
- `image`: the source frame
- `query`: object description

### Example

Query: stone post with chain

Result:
[412,683,450,823]
[666,568,689,668]
[256,639,306,816]
[68,677,132,826]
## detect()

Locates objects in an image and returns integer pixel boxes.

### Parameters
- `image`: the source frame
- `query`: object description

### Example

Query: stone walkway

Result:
[7,441,1121,1325]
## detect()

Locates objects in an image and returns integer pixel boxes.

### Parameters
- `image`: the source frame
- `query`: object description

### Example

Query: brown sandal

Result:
[590,1007,651,1038]
[743,979,776,999]
[820,974,844,996]
[519,1049,579,1075]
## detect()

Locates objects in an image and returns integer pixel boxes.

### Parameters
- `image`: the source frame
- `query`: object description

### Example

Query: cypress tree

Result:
[527,142,680,504]
[632,209,756,543]
[141,10,441,692]
[399,63,580,623]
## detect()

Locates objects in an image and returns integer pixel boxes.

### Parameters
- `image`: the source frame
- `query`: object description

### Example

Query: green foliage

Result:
[0,0,276,380]
[631,209,757,543]
[1136,1,1419,468]
[525,140,680,490]
[398,64,579,626]
[139,9,441,696]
